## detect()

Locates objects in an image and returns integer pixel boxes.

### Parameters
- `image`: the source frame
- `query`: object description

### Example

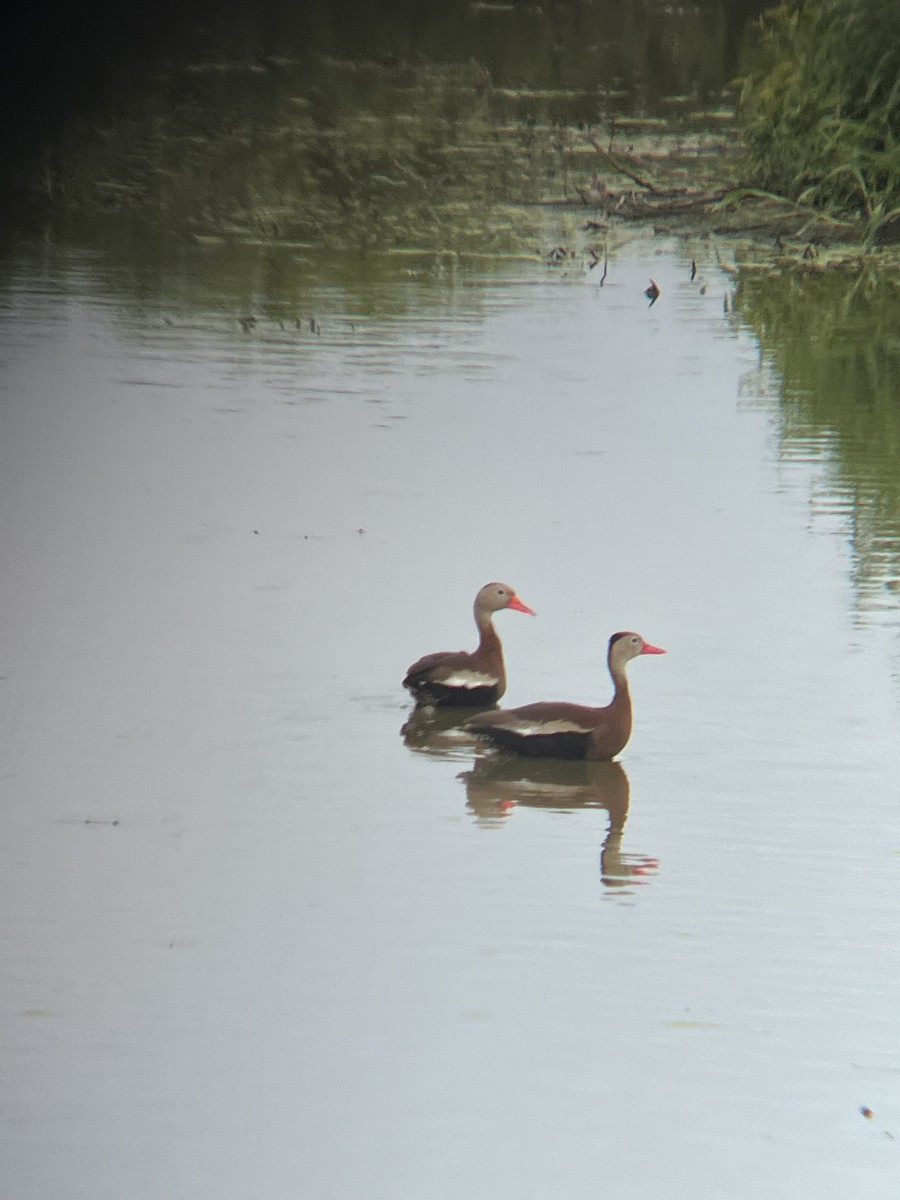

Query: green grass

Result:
[738,0,900,240]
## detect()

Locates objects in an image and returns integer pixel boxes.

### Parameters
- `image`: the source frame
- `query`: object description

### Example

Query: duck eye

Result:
[496,588,505,595]
[630,636,639,644]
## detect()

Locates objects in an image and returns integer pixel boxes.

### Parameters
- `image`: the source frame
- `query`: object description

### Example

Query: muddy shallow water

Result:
[2,235,899,1199]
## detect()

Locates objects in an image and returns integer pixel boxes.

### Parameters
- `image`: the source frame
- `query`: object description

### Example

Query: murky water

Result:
[2,229,899,1199]
[9,0,756,258]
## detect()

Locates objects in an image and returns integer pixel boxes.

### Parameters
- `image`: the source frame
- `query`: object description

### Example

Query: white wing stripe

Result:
[441,670,498,687]
[499,718,592,736]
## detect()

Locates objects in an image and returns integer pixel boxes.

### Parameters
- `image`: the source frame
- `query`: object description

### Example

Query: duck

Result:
[403,581,535,708]
[465,631,664,759]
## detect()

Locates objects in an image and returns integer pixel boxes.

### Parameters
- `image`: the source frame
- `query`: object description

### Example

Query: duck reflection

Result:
[459,757,659,892]
[400,704,487,760]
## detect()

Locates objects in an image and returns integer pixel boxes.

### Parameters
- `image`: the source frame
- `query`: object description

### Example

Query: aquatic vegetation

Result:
[4,0,752,258]
[738,0,900,241]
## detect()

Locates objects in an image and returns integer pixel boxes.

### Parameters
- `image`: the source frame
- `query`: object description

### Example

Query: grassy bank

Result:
[737,0,900,245]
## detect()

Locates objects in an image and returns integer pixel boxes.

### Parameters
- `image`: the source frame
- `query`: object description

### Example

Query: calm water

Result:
[2,234,899,1199]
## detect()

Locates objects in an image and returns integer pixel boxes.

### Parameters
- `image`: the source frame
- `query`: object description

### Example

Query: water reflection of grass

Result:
[736,267,900,620]
[26,1,747,258]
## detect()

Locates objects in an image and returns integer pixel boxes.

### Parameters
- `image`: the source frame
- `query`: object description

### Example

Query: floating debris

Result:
[645,278,661,306]
[690,259,697,281]
[238,314,257,332]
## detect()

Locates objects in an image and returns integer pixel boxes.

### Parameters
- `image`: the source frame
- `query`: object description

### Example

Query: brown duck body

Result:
[403,582,534,708]
[465,631,664,760]
[403,624,506,708]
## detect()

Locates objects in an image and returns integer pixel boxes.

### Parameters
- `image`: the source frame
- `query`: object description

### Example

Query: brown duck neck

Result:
[589,653,633,756]
[606,657,632,719]
[474,607,501,654]
[474,607,505,684]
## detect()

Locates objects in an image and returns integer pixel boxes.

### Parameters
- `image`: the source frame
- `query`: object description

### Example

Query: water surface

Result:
[2,234,899,1199]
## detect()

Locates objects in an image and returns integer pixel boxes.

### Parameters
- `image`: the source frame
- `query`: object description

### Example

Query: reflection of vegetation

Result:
[12,0,761,255]
[738,0,900,237]
[736,266,900,616]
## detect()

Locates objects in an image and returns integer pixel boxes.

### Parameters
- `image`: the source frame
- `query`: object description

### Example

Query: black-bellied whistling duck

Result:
[465,631,665,760]
[403,581,535,708]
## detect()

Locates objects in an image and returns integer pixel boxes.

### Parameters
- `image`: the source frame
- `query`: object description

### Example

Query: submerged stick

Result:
[585,134,658,193]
